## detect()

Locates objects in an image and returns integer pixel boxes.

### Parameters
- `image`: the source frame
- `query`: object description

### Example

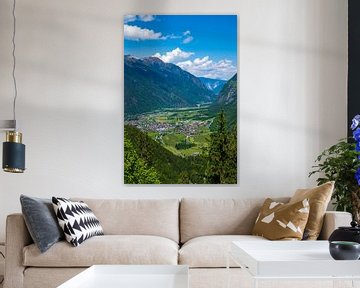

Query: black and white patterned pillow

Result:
[52,197,104,247]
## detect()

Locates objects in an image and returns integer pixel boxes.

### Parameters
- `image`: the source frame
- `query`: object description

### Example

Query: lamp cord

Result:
[12,0,18,130]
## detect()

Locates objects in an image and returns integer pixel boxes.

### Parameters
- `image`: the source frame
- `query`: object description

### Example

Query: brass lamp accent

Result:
[3,131,25,173]
[6,130,22,143]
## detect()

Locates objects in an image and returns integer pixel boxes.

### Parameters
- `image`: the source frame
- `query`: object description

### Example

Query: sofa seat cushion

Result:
[179,235,267,268]
[23,235,179,267]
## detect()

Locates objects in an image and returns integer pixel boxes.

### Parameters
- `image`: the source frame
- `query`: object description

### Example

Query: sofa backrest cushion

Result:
[180,198,289,243]
[72,198,180,243]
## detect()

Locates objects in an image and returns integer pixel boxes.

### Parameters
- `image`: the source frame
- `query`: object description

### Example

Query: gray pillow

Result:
[20,195,64,253]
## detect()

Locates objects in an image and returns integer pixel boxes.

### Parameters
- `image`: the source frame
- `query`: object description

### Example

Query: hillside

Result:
[217,74,237,105]
[125,125,206,184]
[208,73,237,129]
[199,77,226,95]
[124,56,214,116]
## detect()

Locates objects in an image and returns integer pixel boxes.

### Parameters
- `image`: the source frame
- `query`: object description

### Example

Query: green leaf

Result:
[309,138,360,215]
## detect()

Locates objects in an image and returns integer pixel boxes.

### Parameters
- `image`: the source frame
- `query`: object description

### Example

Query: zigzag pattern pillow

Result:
[52,197,104,247]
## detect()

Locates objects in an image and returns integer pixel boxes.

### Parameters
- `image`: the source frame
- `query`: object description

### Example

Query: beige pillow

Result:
[289,181,334,240]
[252,198,310,240]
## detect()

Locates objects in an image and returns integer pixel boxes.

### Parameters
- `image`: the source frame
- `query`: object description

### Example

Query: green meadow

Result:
[126,105,214,157]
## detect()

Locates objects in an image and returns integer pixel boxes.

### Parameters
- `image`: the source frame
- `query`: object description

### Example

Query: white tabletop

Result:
[231,241,360,278]
[58,265,189,288]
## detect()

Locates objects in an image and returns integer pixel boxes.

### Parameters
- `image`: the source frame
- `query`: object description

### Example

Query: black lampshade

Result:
[2,131,25,173]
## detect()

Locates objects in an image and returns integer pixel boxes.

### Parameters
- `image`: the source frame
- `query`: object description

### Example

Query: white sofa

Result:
[4,198,352,288]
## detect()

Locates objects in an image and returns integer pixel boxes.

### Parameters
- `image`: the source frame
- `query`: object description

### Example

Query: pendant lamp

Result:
[1,0,26,173]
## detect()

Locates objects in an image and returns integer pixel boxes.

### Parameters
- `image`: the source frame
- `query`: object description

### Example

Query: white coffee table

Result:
[228,241,360,288]
[58,265,189,288]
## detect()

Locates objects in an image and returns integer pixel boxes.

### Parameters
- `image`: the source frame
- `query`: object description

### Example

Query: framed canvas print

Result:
[124,15,237,184]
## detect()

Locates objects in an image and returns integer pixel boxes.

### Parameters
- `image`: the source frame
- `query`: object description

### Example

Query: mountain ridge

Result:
[217,74,237,105]
[124,55,214,116]
[208,73,237,129]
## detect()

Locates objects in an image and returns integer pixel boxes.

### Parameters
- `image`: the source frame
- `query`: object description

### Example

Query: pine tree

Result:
[206,110,237,184]
[178,171,191,184]
[124,133,161,184]
[225,124,237,183]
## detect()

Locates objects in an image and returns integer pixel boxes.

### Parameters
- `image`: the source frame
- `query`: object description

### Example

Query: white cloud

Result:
[124,15,155,23]
[183,36,193,44]
[164,34,182,40]
[124,25,164,41]
[182,30,193,44]
[195,56,211,65]
[152,47,237,80]
[124,15,137,23]
[124,19,192,43]
[153,48,194,63]
[138,15,155,22]
[177,56,236,80]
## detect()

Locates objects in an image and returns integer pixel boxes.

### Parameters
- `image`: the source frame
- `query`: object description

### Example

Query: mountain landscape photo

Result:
[124,15,238,184]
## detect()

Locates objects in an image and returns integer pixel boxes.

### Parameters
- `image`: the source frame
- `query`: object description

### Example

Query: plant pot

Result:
[329,241,360,260]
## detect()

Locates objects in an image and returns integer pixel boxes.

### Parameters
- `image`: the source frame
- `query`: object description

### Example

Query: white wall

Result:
[0,0,347,242]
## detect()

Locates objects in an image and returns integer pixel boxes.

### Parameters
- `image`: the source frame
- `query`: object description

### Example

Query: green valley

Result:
[125,105,214,157]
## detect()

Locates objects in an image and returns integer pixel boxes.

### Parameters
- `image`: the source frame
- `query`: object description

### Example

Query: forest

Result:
[124,110,237,184]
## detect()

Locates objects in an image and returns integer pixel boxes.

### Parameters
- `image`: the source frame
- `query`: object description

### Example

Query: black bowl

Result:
[329,241,360,260]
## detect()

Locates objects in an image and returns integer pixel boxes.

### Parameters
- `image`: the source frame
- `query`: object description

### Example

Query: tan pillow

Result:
[289,181,334,240]
[252,198,310,240]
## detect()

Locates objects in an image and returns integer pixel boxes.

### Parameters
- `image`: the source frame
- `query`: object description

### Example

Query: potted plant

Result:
[309,115,360,222]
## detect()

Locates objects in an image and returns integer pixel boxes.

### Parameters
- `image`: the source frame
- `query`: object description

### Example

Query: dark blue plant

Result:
[354,128,360,143]
[352,115,360,130]
[352,115,360,185]
[356,168,360,186]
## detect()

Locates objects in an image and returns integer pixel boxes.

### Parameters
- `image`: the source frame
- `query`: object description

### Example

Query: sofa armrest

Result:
[4,213,32,288]
[318,211,352,240]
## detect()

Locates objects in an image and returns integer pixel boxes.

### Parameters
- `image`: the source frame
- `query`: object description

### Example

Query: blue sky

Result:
[124,15,237,80]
